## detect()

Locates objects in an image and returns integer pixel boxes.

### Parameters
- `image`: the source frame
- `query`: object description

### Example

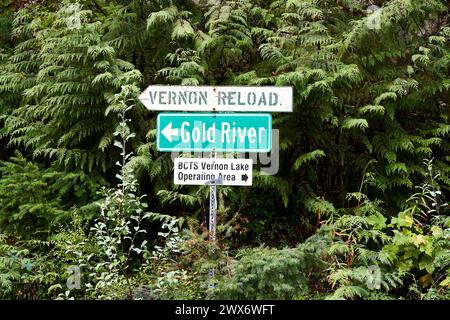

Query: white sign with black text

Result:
[174,158,253,186]
[139,85,293,112]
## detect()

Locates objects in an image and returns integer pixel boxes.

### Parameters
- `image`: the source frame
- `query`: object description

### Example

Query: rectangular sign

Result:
[139,85,293,112]
[157,113,272,152]
[174,158,253,186]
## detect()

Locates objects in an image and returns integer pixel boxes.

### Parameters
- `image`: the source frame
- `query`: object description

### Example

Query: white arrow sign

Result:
[174,158,253,186]
[139,85,293,112]
[161,122,178,142]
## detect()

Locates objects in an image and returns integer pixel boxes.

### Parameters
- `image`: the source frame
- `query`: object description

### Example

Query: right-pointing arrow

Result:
[241,174,248,182]
[161,122,179,142]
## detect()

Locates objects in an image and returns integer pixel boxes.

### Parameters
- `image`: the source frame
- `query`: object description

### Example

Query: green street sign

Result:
[157,113,272,152]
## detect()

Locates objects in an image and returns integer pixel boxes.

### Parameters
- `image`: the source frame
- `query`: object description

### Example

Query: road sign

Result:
[157,113,272,152]
[139,85,293,112]
[174,158,253,186]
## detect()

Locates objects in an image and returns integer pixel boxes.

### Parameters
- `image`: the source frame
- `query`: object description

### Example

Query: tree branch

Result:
[92,0,107,17]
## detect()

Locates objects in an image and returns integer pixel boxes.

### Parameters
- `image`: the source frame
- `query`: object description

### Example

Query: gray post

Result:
[208,151,217,290]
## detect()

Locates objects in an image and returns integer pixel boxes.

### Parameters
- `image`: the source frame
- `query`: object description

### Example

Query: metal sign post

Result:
[208,174,217,289]
[207,148,218,290]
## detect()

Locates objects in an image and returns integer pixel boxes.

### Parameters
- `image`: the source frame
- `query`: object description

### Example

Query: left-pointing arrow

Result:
[161,122,179,142]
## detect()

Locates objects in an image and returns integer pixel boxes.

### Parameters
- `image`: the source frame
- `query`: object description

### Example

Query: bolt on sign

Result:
[139,85,293,112]
[174,158,253,186]
[157,113,272,152]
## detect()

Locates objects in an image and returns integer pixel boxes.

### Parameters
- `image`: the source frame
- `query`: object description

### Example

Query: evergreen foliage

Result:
[0,4,144,172]
[0,152,103,238]
[0,0,448,300]
[216,234,328,299]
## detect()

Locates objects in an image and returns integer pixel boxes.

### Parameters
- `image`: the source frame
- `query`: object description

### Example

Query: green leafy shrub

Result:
[0,152,103,238]
[0,234,64,299]
[215,159,448,300]
[322,160,449,300]
[137,217,206,300]
[51,86,192,300]
[215,232,328,299]
[0,4,145,172]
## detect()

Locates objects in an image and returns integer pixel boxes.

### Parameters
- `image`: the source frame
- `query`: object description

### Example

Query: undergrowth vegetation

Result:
[0,0,448,300]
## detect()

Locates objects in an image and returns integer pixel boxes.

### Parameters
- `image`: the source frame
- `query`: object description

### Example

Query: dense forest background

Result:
[0,0,449,300]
